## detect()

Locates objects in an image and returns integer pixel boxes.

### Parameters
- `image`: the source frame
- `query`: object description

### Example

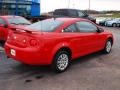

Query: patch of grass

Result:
[99,13,120,18]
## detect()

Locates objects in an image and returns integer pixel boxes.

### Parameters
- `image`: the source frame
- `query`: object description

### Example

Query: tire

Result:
[51,50,71,73]
[112,23,117,27]
[117,23,120,27]
[103,40,112,54]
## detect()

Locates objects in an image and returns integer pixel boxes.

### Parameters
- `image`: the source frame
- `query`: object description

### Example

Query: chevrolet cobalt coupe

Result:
[5,18,113,72]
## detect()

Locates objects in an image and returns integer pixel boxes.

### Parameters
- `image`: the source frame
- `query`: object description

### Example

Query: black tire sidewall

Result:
[52,51,71,73]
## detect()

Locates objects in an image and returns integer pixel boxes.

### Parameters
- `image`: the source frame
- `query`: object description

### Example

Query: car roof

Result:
[0,15,22,18]
[52,18,89,23]
[54,8,84,12]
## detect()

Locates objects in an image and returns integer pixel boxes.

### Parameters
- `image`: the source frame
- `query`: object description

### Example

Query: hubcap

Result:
[106,41,112,53]
[57,54,69,71]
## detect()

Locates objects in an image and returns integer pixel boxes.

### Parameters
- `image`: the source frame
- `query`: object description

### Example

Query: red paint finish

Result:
[0,15,31,41]
[5,18,114,65]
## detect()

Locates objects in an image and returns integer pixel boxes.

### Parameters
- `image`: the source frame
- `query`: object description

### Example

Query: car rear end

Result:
[5,29,48,65]
[5,18,66,65]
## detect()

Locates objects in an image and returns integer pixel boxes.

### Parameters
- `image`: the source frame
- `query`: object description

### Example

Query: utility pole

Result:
[68,0,70,8]
[89,0,91,10]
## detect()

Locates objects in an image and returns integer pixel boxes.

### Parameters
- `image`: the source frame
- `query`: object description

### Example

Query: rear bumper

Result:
[5,43,51,65]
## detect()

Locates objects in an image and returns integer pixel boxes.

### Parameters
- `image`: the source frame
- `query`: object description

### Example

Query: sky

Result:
[41,0,120,13]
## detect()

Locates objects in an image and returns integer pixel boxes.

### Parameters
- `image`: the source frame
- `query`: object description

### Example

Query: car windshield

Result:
[7,17,31,25]
[26,19,64,32]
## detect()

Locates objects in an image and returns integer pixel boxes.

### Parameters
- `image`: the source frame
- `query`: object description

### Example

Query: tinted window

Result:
[68,10,77,17]
[76,21,98,33]
[0,18,6,25]
[78,11,85,17]
[54,10,68,16]
[7,17,31,25]
[26,19,64,32]
[63,24,77,32]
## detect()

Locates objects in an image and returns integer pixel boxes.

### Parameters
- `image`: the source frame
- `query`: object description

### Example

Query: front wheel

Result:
[51,51,71,73]
[103,40,112,54]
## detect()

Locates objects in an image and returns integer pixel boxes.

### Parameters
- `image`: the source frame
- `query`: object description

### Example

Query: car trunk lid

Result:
[7,27,41,48]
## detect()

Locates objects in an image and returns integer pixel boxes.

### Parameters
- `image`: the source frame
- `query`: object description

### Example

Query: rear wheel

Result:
[52,50,71,73]
[117,23,120,27]
[112,23,117,27]
[103,40,112,54]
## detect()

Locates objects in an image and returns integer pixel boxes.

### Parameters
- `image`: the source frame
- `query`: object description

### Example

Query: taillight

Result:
[30,39,38,46]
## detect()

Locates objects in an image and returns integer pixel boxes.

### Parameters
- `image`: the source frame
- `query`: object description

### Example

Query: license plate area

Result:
[11,49,16,56]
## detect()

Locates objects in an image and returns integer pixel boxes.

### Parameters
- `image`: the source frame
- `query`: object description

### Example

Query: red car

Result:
[5,18,113,72]
[0,15,31,41]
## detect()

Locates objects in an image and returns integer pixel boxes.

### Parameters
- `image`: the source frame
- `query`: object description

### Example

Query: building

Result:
[0,0,40,16]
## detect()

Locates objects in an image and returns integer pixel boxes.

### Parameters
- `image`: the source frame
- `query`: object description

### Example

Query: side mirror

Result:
[97,28,104,33]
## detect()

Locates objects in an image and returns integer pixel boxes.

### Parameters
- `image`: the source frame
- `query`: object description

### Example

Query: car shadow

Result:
[72,51,104,65]
[10,51,106,80]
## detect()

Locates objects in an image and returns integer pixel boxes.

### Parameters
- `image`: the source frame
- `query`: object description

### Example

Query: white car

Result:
[105,18,120,27]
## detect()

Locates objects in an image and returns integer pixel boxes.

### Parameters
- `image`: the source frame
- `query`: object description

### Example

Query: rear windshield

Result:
[26,19,64,32]
[7,17,31,25]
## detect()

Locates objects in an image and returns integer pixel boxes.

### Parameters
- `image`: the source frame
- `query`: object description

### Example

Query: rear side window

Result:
[0,18,6,25]
[76,21,98,33]
[63,24,77,32]
[26,19,64,32]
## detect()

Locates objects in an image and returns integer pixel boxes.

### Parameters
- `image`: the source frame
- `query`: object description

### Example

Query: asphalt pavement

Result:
[0,27,120,90]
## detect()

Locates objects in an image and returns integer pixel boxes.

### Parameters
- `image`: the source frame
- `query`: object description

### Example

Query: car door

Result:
[75,21,105,56]
[61,24,85,58]
[0,18,8,41]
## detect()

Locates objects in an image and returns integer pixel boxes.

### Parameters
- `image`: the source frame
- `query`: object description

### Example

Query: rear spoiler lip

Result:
[10,27,39,33]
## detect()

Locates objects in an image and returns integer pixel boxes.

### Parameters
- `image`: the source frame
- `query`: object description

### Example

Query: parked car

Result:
[0,15,31,41]
[96,17,106,24]
[53,9,96,23]
[5,18,113,73]
[99,18,113,26]
[105,18,120,27]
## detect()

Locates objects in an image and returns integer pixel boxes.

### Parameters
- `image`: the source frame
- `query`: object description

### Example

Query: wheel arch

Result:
[56,47,72,57]
[107,36,113,45]
[50,45,72,64]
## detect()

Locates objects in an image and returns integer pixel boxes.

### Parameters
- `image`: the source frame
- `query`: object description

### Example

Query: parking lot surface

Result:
[0,27,120,90]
